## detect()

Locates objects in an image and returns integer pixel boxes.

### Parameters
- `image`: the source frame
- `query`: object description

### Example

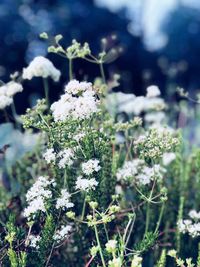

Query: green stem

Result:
[99,62,106,84]
[11,102,21,130]
[94,224,106,267]
[81,197,86,220]
[43,78,49,107]
[154,202,165,233]
[69,59,73,80]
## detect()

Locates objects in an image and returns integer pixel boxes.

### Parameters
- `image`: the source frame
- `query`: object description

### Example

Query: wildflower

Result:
[0,95,13,109]
[116,159,165,186]
[56,189,74,210]
[146,85,161,98]
[64,80,93,95]
[43,148,56,164]
[22,56,61,81]
[162,152,176,166]
[105,240,117,253]
[82,159,101,175]
[51,80,99,122]
[58,148,75,169]
[108,257,122,267]
[189,210,200,220]
[53,225,72,242]
[6,81,23,97]
[131,255,143,267]
[75,176,98,191]
[28,235,41,249]
[24,176,55,218]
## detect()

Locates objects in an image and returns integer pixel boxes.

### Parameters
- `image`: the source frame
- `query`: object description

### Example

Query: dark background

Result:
[1,0,200,113]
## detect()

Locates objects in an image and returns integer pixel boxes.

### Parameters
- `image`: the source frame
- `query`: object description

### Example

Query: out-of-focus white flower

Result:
[0,95,13,109]
[82,159,101,175]
[162,152,176,166]
[28,235,41,249]
[22,56,61,81]
[56,189,74,210]
[189,210,200,220]
[131,255,143,267]
[144,111,166,125]
[105,240,117,253]
[43,148,56,164]
[6,81,23,97]
[146,85,160,98]
[177,215,200,238]
[108,257,122,267]
[53,225,72,242]
[75,176,98,191]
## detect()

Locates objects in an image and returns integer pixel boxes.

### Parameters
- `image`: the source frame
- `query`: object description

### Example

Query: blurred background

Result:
[1,0,200,131]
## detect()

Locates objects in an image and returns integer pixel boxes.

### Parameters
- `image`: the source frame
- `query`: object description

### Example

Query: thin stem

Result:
[69,59,73,80]
[94,224,106,267]
[81,197,86,220]
[154,202,165,233]
[43,78,49,107]
[11,102,21,130]
[99,62,106,84]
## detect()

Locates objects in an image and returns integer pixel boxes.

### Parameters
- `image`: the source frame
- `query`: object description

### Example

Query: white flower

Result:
[146,85,160,98]
[28,235,41,249]
[6,81,23,97]
[65,80,93,95]
[131,255,143,267]
[116,159,144,181]
[58,148,75,169]
[189,210,200,220]
[43,148,56,164]
[22,56,61,81]
[26,176,54,202]
[82,159,101,175]
[105,240,117,253]
[162,152,176,166]
[0,95,13,109]
[56,189,74,210]
[24,196,46,217]
[24,176,56,218]
[74,132,86,142]
[51,81,99,122]
[108,257,122,267]
[75,176,98,191]
[53,225,72,242]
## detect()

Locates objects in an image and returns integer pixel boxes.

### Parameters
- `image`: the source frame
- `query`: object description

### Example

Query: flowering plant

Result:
[0,34,200,267]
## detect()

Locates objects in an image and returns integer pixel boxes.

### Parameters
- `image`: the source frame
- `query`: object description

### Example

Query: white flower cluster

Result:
[116,159,166,186]
[162,152,176,166]
[56,189,74,210]
[108,258,122,267]
[131,255,143,267]
[24,176,56,218]
[134,127,178,159]
[28,234,41,249]
[0,81,23,109]
[43,148,75,169]
[43,148,56,164]
[22,56,61,81]
[82,159,101,175]
[105,240,117,253]
[106,85,166,117]
[51,80,99,122]
[177,210,200,238]
[53,225,72,242]
[58,148,75,169]
[75,176,98,191]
